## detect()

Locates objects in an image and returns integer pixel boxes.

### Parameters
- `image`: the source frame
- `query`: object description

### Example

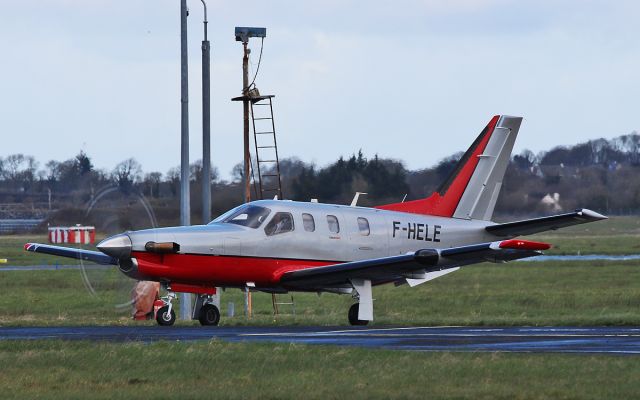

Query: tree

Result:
[144,172,163,198]
[166,167,180,197]
[75,151,93,175]
[513,149,537,170]
[112,158,142,193]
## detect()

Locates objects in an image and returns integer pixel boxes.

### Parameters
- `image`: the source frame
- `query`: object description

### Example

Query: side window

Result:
[357,217,370,236]
[327,215,340,234]
[302,213,315,232]
[264,212,295,236]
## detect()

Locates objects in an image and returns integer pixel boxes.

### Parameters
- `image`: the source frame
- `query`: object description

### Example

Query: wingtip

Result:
[579,209,608,220]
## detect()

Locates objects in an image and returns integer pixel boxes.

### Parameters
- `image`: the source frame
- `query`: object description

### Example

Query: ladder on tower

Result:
[249,95,284,201]
[248,94,294,316]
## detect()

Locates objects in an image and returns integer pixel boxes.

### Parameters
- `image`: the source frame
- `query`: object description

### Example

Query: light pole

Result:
[201,0,212,224]
[179,0,191,321]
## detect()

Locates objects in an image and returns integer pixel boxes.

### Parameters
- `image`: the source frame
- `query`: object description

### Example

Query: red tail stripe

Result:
[376,115,499,217]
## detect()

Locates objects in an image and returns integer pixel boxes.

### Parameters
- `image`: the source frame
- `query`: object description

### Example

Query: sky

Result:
[1,0,639,179]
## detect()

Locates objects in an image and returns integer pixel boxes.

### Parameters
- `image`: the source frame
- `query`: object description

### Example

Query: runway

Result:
[0,326,638,354]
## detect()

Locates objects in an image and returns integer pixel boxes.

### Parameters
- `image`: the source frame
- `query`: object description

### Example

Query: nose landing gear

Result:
[155,292,177,326]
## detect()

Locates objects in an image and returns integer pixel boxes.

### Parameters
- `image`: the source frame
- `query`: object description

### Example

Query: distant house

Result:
[540,193,562,212]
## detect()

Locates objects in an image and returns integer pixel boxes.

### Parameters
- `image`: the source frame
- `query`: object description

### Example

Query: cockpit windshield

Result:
[210,205,271,229]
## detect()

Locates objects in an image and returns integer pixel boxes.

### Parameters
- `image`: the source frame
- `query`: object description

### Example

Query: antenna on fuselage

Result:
[350,192,368,207]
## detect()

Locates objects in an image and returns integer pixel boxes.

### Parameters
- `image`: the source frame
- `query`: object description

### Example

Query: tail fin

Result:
[377,115,522,221]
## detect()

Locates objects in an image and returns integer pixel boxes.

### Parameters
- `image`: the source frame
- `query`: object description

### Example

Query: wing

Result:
[486,208,607,237]
[280,239,549,290]
[24,243,117,265]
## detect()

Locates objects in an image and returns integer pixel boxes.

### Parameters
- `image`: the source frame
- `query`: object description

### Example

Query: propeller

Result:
[77,185,159,316]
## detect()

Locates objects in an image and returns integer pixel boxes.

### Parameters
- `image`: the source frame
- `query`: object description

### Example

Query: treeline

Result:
[1,131,639,229]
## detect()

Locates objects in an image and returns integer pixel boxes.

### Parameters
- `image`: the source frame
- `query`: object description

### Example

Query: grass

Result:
[530,215,640,255]
[1,340,639,400]
[1,260,639,327]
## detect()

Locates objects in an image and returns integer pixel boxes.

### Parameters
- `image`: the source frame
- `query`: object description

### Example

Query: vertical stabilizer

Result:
[377,115,522,221]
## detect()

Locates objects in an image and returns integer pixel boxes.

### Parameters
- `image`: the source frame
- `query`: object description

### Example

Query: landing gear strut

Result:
[348,279,373,326]
[155,292,176,326]
[348,303,369,326]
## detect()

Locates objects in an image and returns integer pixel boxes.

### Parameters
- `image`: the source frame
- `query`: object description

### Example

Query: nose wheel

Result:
[155,292,177,326]
[348,303,369,326]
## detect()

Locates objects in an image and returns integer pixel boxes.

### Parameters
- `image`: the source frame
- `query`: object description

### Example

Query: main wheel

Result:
[348,303,369,326]
[198,304,221,326]
[156,306,176,326]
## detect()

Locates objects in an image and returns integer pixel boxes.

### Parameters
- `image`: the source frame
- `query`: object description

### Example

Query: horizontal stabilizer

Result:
[486,209,607,237]
[24,243,117,265]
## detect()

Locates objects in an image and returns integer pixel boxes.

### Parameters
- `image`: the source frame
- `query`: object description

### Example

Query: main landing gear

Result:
[198,302,221,326]
[348,303,369,326]
[155,292,177,326]
[348,279,373,326]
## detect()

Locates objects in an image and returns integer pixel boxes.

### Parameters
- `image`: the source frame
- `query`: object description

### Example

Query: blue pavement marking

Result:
[0,326,639,354]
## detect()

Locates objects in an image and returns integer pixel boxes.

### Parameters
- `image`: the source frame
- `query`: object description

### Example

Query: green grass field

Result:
[1,340,639,400]
[1,260,639,327]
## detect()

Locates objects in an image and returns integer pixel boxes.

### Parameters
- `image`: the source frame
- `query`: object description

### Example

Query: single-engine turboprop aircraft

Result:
[25,116,607,326]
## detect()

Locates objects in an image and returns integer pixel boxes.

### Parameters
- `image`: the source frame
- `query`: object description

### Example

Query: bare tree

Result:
[144,172,163,198]
[112,158,142,192]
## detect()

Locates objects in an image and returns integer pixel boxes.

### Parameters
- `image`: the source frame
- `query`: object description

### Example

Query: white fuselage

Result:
[128,200,501,263]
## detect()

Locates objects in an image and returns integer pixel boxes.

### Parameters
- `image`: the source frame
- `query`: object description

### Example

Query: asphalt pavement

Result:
[0,325,638,354]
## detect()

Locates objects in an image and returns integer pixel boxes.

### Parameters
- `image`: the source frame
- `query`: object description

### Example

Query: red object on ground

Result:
[48,226,96,244]
[131,281,161,320]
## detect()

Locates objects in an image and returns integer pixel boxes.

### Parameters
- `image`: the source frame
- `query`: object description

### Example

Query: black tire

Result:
[156,306,176,326]
[198,304,221,326]
[348,303,369,326]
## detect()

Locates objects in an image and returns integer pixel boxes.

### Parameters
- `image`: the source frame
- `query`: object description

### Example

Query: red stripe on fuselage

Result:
[132,251,335,288]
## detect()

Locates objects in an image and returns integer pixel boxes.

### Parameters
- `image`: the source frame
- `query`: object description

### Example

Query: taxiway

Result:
[0,326,638,354]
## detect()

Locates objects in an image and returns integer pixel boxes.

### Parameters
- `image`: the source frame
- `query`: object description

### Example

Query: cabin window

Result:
[357,217,370,236]
[264,212,295,236]
[302,213,315,232]
[327,215,340,233]
[215,205,271,229]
